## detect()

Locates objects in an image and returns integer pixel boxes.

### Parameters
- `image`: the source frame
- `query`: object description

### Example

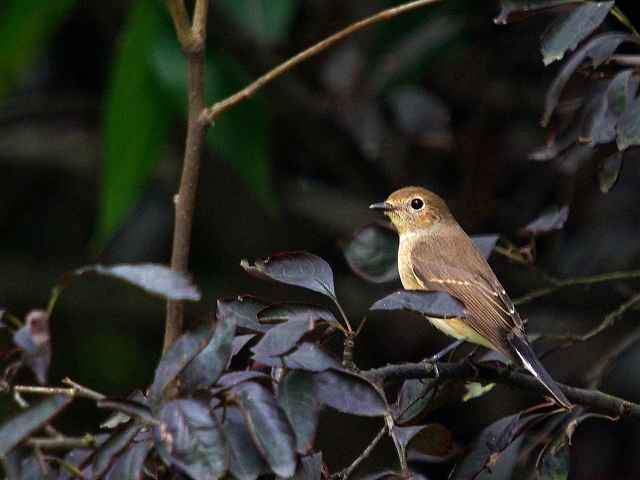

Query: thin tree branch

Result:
[364,361,640,419]
[165,0,193,49]
[202,0,443,124]
[331,422,389,479]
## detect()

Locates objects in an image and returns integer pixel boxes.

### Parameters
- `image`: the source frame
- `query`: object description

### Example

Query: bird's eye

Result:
[410,198,424,210]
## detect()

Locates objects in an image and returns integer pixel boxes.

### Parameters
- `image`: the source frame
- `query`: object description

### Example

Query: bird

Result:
[370,186,571,410]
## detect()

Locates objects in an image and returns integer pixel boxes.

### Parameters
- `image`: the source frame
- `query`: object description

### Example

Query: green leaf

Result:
[314,369,388,417]
[278,370,320,454]
[157,399,229,480]
[0,0,78,99]
[96,0,172,249]
[541,1,614,65]
[598,151,623,193]
[234,382,297,478]
[241,251,336,298]
[215,0,299,43]
[538,435,570,480]
[180,313,237,390]
[0,395,72,458]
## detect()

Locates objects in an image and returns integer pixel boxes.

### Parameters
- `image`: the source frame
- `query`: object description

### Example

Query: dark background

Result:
[2,1,640,478]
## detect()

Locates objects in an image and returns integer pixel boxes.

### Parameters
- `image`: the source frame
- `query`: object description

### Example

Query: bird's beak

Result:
[369,201,396,212]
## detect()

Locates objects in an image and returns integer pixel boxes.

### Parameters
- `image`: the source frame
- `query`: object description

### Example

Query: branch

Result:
[364,361,640,419]
[202,0,443,124]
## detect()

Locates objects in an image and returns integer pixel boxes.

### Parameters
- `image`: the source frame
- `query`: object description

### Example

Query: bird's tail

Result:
[509,332,571,410]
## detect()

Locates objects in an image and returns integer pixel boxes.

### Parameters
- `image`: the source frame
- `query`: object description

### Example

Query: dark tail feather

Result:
[509,333,572,410]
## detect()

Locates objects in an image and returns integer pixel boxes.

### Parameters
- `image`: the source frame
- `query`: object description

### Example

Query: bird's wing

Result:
[409,254,522,356]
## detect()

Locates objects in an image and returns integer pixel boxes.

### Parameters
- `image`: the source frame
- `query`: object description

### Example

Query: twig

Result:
[202,0,443,125]
[164,0,209,354]
[26,435,97,450]
[331,422,389,479]
[365,361,640,419]
[13,377,105,402]
[585,322,640,389]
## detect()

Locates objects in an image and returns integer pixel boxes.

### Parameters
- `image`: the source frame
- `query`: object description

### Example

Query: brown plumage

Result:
[370,186,571,410]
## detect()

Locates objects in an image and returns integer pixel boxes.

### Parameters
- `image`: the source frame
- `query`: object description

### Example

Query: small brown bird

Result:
[370,186,571,409]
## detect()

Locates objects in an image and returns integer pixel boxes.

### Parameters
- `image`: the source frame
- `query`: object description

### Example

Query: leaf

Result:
[258,302,339,327]
[494,0,578,25]
[214,371,271,393]
[617,96,640,150]
[537,433,570,480]
[241,251,336,298]
[147,320,212,408]
[98,398,156,426]
[472,234,499,260]
[218,296,271,333]
[598,151,623,193]
[462,382,496,401]
[395,378,436,425]
[369,290,467,319]
[519,205,569,236]
[252,342,342,371]
[156,399,228,480]
[92,422,142,478]
[96,0,172,249]
[0,0,78,99]
[215,406,266,480]
[340,222,400,283]
[609,69,640,117]
[450,412,545,480]
[278,370,321,454]
[0,395,71,458]
[314,369,388,417]
[407,423,454,458]
[233,334,257,357]
[215,0,298,43]
[86,264,202,301]
[251,319,312,357]
[180,314,237,390]
[541,1,614,65]
[542,32,633,127]
[234,382,297,478]
[294,452,324,480]
[12,309,51,384]
[102,440,150,480]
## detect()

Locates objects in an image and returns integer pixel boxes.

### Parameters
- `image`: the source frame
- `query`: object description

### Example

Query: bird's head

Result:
[369,186,452,235]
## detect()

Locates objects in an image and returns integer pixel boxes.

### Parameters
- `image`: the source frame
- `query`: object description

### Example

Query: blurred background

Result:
[2,0,640,478]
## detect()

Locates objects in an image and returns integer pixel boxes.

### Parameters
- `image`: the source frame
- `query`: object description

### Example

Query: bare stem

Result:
[331,422,389,479]
[202,0,443,124]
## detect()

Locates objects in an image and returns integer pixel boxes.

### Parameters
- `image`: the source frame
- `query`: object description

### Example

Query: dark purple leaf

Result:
[156,399,228,480]
[0,395,72,458]
[234,382,297,478]
[214,371,271,393]
[180,314,236,390]
[241,251,336,298]
[215,406,266,480]
[60,448,94,480]
[542,32,633,127]
[369,290,467,319]
[315,369,388,417]
[599,151,623,193]
[541,1,614,65]
[395,378,436,425]
[519,205,569,236]
[252,342,342,371]
[97,398,156,426]
[556,143,596,173]
[102,440,150,480]
[407,423,454,458]
[92,422,141,478]
[617,96,640,149]
[251,319,313,358]
[12,309,51,384]
[232,334,256,357]
[494,0,578,25]
[277,370,320,454]
[218,296,271,333]
[258,302,339,327]
[450,412,545,480]
[73,264,200,301]
[609,69,640,116]
[148,320,212,408]
[340,222,400,283]
[100,390,148,429]
[471,234,499,260]
[392,425,428,455]
[293,452,323,480]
